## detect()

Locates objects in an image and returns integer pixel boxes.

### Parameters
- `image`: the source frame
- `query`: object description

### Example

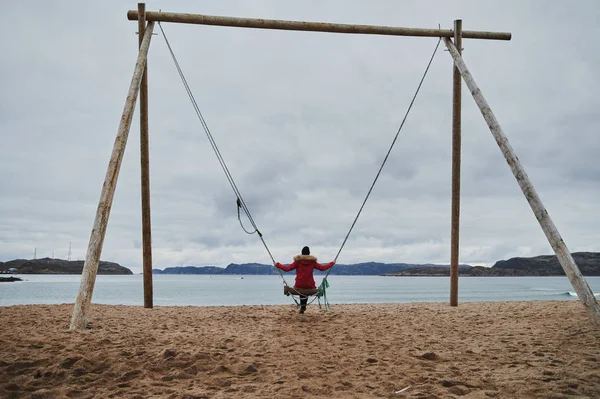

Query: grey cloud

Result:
[1,0,599,272]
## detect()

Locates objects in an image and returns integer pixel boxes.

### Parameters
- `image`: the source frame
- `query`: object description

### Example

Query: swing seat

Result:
[284,286,319,297]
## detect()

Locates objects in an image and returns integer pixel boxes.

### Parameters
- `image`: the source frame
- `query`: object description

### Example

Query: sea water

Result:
[1,275,599,307]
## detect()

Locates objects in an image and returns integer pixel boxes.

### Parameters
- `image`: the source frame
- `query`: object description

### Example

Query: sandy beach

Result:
[1,301,599,398]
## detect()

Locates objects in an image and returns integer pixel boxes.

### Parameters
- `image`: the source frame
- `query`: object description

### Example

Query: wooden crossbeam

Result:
[127,10,511,41]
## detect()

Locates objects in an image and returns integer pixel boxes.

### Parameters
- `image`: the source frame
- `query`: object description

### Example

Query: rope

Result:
[314,38,442,306]
[158,23,287,283]
[237,198,258,235]
[312,37,442,298]
[159,22,440,308]
[331,36,442,269]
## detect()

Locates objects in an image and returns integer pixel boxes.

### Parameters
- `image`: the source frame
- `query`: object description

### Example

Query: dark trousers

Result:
[300,296,308,308]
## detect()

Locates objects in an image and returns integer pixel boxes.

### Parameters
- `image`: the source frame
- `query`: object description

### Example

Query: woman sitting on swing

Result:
[274,246,335,313]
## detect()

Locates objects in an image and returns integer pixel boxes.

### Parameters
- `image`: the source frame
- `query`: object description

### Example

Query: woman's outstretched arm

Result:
[275,261,297,272]
[314,261,335,271]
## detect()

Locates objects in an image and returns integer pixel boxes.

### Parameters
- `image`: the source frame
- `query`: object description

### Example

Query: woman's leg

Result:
[300,296,307,313]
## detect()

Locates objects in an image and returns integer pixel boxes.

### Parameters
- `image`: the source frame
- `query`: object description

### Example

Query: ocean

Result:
[1,274,599,307]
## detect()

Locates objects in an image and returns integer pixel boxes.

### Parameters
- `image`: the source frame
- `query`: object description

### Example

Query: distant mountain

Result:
[152,262,472,276]
[6,252,596,277]
[0,258,133,275]
[491,252,600,276]
[387,252,600,276]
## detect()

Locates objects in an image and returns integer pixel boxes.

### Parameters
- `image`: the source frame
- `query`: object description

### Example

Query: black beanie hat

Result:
[302,246,310,255]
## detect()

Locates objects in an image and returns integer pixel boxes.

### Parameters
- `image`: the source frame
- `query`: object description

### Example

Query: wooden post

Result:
[70,21,156,330]
[450,20,462,307]
[138,3,153,309]
[126,10,511,41]
[443,37,600,325]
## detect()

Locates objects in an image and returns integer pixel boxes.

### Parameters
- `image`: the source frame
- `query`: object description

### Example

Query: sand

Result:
[1,301,599,399]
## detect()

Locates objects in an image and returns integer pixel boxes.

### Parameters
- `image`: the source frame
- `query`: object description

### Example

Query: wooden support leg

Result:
[450,19,462,307]
[70,21,156,330]
[444,37,600,325]
[138,3,154,309]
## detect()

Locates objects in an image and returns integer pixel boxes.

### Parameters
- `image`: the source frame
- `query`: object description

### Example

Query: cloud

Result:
[1,0,599,272]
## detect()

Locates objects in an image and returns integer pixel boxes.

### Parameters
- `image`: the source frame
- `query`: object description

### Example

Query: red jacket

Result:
[276,255,335,289]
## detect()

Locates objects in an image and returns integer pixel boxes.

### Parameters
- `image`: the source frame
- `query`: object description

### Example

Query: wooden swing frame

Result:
[69,4,600,329]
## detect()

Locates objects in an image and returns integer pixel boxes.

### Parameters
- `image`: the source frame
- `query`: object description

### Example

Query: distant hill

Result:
[387,252,600,276]
[491,252,600,276]
[152,262,472,276]
[6,252,597,277]
[0,258,133,275]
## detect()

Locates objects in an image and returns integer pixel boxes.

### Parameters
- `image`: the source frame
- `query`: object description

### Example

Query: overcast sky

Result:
[1,1,599,273]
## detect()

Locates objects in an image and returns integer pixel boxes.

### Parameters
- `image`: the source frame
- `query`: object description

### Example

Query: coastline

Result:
[1,301,599,398]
